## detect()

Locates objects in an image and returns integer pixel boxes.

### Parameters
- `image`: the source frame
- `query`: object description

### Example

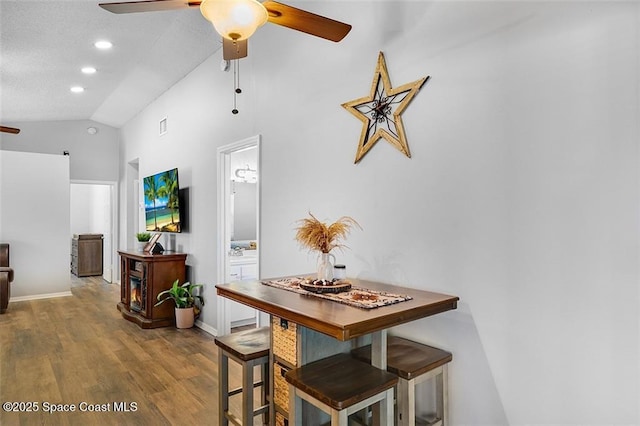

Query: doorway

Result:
[70,181,117,282]
[217,135,261,336]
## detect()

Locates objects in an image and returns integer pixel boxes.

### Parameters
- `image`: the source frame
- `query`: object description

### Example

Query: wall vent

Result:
[159,117,167,136]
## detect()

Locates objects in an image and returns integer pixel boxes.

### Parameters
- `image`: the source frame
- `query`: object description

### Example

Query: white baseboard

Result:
[195,320,218,337]
[11,291,73,302]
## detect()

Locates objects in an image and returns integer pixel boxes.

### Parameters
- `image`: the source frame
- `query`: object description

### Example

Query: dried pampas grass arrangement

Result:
[295,212,361,254]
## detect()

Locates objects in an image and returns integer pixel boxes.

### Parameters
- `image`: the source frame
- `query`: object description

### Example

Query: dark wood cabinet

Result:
[71,234,103,277]
[117,250,187,329]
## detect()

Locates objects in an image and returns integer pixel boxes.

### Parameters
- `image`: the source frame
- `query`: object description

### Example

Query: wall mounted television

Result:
[143,168,182,233]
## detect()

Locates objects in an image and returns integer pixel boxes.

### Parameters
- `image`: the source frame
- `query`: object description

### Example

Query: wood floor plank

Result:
[0,276,222,425]
[0,275,268,425]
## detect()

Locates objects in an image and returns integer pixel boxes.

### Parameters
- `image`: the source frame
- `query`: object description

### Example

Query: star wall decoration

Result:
[342,52,429,164]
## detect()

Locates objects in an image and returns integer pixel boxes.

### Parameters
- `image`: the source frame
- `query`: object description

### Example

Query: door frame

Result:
[216,135,261,335]
[69,180,118,283]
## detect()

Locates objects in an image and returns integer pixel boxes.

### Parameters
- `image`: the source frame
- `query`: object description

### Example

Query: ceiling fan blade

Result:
[263,0,352,42]
[0,126,20,134]
[223,39,248,61]
[99,0,201,14]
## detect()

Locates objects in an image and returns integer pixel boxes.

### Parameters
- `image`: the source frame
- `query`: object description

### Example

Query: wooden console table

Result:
[118,250,187,329]
[216,276,459,424]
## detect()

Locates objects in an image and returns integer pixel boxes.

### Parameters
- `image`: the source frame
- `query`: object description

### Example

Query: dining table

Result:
[216,275,459,425]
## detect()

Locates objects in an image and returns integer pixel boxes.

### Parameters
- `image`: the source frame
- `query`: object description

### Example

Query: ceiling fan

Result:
[99,0,352,60]
[0,126,20,135]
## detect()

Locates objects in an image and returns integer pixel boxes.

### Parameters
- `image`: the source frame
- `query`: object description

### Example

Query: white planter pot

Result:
[175,307,195,329]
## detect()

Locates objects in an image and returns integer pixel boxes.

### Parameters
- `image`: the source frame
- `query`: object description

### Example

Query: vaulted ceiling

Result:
[0,0,220,128]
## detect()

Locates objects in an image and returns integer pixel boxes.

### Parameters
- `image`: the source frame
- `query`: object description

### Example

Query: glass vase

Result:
[317,252,336,281]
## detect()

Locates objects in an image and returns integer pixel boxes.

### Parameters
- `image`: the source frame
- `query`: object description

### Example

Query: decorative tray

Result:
[299,279,352,294]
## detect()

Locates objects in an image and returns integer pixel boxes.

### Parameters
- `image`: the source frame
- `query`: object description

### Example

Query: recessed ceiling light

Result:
[70,86,85,93]
[81,66,97,74]
[94,40,113,50]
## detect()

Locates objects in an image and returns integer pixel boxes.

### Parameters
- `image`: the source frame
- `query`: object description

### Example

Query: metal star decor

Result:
[342,52,429,164]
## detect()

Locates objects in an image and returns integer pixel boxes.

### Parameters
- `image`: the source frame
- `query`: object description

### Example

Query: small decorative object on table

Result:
[136,232,151,251]
[334,264,346,280]
[299,277,352,294]
[294,212,361,281]
[145,233,163,253]
[317,252,336,282]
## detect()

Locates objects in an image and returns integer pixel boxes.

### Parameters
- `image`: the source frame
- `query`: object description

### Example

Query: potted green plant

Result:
[136,232,151,251]
[155,279,205,328]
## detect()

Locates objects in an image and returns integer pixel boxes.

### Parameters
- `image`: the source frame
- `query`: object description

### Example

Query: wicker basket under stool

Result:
[215,327,270,426]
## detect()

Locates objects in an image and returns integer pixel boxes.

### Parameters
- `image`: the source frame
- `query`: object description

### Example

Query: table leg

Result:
[218,349,229,426]
[371,330,387,370]
[370,330,389,425]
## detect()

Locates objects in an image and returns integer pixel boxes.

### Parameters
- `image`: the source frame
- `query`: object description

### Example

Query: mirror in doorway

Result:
[230,147,258,248]
[231,181,256,242]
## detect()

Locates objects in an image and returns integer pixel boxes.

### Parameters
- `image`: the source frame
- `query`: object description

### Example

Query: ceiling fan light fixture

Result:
[200,0,268,41]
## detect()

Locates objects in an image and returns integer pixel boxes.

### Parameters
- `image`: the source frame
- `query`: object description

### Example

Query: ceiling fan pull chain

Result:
[232,59,239,114]
[235,59,241,95]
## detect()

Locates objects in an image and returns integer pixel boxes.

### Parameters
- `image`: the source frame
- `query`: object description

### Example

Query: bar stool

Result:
[215,327,270,426]
[351,336,452,426]
[285,353,397,426]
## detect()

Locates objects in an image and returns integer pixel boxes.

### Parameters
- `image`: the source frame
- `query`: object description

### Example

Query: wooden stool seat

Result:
[215,326,270,361]
[352,336,452,426]
[352,336,452,380]
[285,353,397,425]
[215,327,270,426]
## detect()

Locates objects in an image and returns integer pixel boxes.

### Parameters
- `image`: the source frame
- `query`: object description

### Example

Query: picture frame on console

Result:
[143,233,161,252]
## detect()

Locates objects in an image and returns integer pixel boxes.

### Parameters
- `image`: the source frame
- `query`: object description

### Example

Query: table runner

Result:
[261,277,412,309]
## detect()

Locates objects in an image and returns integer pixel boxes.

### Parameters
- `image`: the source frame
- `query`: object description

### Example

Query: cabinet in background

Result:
[229,263,257,281]
[228,258,258,327]
[71,234,103,277]
[117,250,187,329]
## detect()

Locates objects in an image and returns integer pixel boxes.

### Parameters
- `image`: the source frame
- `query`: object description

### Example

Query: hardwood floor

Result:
[0,276,264,425]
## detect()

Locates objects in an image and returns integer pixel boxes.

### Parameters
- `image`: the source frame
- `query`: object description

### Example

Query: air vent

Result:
[159,117,167,136]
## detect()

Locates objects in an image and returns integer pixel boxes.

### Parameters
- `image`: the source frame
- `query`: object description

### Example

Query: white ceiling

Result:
[0,0,220,128]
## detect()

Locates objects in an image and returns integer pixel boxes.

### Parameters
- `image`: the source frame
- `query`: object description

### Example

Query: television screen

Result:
[143,168,182,233]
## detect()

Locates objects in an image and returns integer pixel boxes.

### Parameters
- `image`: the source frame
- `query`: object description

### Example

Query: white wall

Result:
[118,50,258,328]
[70,184,92,234]
[0,119,119,181]
[0,151,71,298]
[1,120,120,286]
[118,1,639,424]
[70,184,111,236]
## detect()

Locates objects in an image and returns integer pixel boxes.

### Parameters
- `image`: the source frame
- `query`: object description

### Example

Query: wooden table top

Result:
[216,276,459,341]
